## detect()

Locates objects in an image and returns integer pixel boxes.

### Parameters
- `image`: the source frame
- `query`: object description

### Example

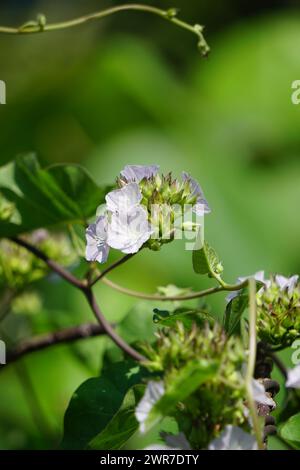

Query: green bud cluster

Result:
[118,173,201,251]
[141,322,248,449]
[0,230,76,289]
[138,173,198,208]
[256,278,300,349]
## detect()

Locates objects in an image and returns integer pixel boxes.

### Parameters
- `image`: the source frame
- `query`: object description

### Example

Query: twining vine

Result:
[0,4,210,57]
[0,4,299,452]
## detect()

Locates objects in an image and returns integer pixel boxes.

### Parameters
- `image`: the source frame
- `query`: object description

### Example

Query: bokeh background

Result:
[0,0,299,450]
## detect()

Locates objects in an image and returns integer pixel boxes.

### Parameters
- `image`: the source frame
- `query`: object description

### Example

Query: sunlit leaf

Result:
[192,241,223,276]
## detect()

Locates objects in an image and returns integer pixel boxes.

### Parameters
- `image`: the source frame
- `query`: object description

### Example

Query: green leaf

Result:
[88,384,144,450]
[145,359,218,432]
[0,154,108,237]
[68,223,87,257]
[280,413,300,446]
[223,280,265,337]
[118,302,158,344]
[223,289,249,336]
[153,307,214,329]
[61,361,145,449]
[192,241,222,276]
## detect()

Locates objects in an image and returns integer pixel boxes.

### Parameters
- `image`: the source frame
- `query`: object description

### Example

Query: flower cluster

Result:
[227,271,300,349]
[85,165,210,263]
[140,322,248,449]
[256,273,300,348]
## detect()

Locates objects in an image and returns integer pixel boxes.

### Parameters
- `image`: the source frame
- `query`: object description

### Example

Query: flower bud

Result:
[257,275,300,348]
[141,322,248,449]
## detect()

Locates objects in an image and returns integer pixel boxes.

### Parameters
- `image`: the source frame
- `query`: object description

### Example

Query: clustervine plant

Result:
[0,4,299,452]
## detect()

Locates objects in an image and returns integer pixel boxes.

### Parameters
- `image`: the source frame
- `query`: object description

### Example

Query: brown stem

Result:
[90,253,134,287]
[6,322,106,364]
[84,288,145,362]
[9,236,144,362]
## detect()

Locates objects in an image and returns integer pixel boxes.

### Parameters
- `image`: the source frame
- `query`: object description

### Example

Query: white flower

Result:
[105,182,142,214]
[105,183,152,254]
[85,215,110,264]
[182,172,211,215]
[120,164,159,182]
[286,364,300,389]
[275,274,299,294]
[87,183,153,261]
[108,206,152,254]
[135,380,164,433]
[252,379,276,409]
[226,270,270,303]
[208,425,258,450]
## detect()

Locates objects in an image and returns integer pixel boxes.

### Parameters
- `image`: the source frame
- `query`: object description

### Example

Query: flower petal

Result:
[182,172,211,214]
[108,206,152,254]
[106,182,142,213]
[225,271,269,303]
[275,274,299,294]
[163,433,191,450]
[209,425,258,450]
[135,381,165,433]
[85,239,99,261]
[252,379,276,409]
[121,165,159,182]
[286,364,300,389]
[85,215,110,264]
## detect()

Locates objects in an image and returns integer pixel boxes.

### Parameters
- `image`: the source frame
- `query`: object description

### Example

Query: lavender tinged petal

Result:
[121,165,159,182]
[108,206,152,254]
[85,215,110,264]
[182,172,211,214]
[286,365,300,389]
[106,182,142,213]
[209,426,258,450]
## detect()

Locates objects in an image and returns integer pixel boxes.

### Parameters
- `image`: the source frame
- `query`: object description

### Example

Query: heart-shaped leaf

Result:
[61,361,146,449]
[88,385,145,450]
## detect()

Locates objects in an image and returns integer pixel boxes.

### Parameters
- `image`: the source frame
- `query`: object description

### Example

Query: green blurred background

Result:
[0,0,299,450]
